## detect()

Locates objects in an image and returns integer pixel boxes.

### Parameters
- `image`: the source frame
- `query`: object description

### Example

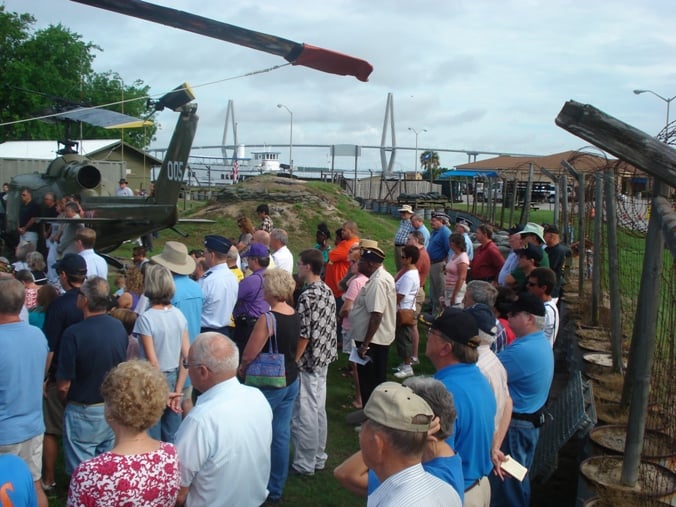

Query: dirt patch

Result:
[590,425,676,459]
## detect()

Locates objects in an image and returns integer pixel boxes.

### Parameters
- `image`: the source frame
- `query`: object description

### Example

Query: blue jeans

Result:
[64,403,114,475]
[147,369,181,443]
[489,418,540,507]
[261,378,300,501]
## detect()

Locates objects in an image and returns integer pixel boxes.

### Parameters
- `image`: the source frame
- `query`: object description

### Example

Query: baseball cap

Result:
[509,292,546,317]
[543,224,559,235]
[242,243,269,258]
[364,382,434,432]
[431,307,480,348]
[204,235,232,254]
[465,304,496,336]
[518,243,543,263]
[53,253,87,276]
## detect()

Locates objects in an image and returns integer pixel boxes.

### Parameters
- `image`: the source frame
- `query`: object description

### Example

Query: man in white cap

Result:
[455,217,474,261]
[361,382,461,507]
[393,205,414,271]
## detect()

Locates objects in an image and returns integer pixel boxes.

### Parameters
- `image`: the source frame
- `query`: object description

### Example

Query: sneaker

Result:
[410,356,420,366]
[393,365,414,379]
[392,362,407,372]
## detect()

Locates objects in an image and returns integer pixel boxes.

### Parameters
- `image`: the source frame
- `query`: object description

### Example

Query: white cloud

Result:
[4,0,676,170]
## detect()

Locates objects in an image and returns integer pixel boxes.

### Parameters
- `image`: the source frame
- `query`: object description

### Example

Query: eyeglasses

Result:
[182,360,210,370]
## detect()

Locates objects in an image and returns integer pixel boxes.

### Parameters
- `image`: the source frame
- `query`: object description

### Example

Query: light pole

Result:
[408,127,427,176]
[633,89,676,137]
[277,104,293,173]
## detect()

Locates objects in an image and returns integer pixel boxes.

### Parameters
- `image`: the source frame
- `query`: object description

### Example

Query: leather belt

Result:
[431,259,446,264]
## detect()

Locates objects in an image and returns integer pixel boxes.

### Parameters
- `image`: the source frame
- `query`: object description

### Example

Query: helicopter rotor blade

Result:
[70,0,373,82]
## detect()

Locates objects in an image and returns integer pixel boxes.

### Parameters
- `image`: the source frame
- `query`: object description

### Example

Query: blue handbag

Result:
[244,312,286,388]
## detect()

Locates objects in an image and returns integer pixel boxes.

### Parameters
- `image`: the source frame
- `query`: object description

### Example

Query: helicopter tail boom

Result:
[153,103,198,206]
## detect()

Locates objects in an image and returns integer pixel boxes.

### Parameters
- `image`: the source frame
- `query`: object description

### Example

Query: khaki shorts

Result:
[43,381,64,436]
[0,434,44,481]
[415,286,425,316]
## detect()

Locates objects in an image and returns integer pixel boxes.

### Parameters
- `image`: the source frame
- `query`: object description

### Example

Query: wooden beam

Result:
[555,100,676,188]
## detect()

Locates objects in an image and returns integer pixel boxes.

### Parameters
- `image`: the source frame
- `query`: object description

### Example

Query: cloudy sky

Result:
[4,0,676,171]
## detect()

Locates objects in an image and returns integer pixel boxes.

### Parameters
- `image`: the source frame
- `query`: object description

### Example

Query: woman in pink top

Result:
[67,360,180,506]
[338,249,368,409]
[443,233,470,308]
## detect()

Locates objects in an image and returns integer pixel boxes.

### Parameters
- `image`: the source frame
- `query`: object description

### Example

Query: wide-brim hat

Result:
[520,222,545,243]
[151,241,196,275]
[398,204,414,214]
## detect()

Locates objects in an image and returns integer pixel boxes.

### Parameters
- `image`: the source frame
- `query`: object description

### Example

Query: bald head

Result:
[253,230,271,246]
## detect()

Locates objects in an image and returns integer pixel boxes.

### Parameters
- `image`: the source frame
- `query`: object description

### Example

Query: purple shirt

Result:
[233,269,269,318]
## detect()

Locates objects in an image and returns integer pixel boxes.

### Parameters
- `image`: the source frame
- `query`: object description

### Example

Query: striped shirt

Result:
[368,463,461,507]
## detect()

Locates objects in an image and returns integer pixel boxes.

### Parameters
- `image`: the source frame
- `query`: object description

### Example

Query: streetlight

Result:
[408,127,427,176]
[633,89,676,137]
[277,104,293,173]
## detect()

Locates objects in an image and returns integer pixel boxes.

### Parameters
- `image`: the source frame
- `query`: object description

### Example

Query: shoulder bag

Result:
[244,312,286,388]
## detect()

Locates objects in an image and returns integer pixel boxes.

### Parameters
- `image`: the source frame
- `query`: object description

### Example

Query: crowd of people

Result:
[0,199,572,506]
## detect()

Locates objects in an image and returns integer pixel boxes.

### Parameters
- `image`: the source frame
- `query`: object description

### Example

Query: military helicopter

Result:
[5,0,373,253]
[5,83,201,253]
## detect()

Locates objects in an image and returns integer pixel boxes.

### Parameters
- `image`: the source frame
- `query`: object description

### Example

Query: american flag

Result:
[232,159,239,182]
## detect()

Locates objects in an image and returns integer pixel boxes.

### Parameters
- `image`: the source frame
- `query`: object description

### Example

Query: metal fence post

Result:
[591,172,603,326]
[603,169,623,373]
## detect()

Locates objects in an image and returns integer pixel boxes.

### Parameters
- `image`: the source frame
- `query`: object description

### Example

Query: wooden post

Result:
[591,172,603,326]
[620,182,665,486]
[604,169,623,373]
[561,175,569,243]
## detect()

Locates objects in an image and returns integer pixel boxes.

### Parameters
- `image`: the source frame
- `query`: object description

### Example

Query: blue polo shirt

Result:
[415,223,431,248]
[172,274,203,343]
[434,363,496,488]
[0,322,49,445]
[427,226,451,263]
[498,329,554,413]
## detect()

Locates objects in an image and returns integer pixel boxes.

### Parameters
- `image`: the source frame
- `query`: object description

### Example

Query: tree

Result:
[420,150,443,181]
[0,6,157,148]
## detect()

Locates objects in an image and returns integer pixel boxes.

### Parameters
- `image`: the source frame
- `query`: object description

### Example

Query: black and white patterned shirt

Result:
[297,280,337,371]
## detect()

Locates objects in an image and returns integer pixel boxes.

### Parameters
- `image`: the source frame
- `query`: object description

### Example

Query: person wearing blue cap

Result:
[492,292,553,507]
[198,235,239,336]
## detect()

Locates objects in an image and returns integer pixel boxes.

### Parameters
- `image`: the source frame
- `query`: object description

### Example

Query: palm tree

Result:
[420,150,441,181]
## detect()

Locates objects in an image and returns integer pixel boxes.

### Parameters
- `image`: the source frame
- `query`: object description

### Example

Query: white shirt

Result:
[395,269,419,311]
[175,377,272,507]
[368,463,461,507]
[544,300,560,347]
[271,245,293,273]
[198,263,238,328]
[477,340,510,433]
[116,186,134,197]
[79,249,108,280]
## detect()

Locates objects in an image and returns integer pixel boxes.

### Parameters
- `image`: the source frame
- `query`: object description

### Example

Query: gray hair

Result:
[408,230,425,245]
[466,281,498,307]
[191,332,239,374]
[143,264,176,305]
[225,245,239,261]
[0,278,25,315]
[403,377,457,441]
[80,276,110,312]
[270,228,288,246]
[26,251,46,272]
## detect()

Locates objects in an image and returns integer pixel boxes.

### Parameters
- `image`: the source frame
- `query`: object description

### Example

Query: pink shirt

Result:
[341,273,368,331]
[444,252,470,288]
